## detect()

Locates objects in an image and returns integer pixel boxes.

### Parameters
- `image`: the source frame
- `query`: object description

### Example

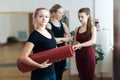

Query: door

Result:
[114,0,120,79]
[29,13,34,34]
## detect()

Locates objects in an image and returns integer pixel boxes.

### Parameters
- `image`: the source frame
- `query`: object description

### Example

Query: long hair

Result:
[78,7,93,39]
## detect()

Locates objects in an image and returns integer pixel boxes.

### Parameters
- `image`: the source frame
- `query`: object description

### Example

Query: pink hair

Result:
[33,7,49,18]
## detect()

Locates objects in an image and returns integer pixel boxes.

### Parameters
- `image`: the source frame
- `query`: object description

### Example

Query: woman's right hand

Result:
[72,43,82,51]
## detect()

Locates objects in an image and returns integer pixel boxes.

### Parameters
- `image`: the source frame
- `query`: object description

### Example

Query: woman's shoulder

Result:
[29,30,39,37]
[91,26,97,31]
[61,21,67,26]
[46,23,52,29]
[46,28,53,33]
[46,28,51,31]
[75,26,80,31]
[30,30,37,34]
[61,21,68,29]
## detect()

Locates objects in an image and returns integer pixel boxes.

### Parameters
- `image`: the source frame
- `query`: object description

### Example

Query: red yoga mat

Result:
[17,45,74,73]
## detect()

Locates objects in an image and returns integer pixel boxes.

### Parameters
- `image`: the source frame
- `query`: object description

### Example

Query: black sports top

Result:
[49,21,65,47]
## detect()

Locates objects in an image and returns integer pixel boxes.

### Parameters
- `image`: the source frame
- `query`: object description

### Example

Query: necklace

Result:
[36,29,52,39]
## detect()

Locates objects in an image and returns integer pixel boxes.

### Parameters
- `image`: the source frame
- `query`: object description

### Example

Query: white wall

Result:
[9,14,29,41]
[0,0,94,31]
[0,0,94,75]
[95,0,113,78]
[0,14,29,43]
[0,14,10,43]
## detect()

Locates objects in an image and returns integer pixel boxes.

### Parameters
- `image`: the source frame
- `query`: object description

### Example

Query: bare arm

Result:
[73,26,96,51]
[73,26,97,50]
[72,27,81,50]
[73,27,80,45]
[20,42,51,69]
[61,22,72,42]
[46,22,72,44]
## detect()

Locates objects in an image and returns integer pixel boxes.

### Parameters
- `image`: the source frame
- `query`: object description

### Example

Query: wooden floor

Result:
[0,42,79,80]
[0,42,113,80]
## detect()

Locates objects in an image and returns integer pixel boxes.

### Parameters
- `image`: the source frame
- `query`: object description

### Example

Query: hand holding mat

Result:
[17,45,74,73]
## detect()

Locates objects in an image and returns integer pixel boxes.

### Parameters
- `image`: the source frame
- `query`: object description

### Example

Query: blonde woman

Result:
[46,4,71,80]
[20,7,57,80]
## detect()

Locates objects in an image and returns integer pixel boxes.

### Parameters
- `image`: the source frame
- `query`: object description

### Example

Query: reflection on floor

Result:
[0,42,79,80]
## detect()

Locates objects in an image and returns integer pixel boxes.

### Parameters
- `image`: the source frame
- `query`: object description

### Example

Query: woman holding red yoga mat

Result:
[73,7,97,80]
[19,7,57,80]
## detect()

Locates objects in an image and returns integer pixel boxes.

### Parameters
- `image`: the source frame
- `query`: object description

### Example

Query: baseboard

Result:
[69,74,112,80]
[96,77,112,80]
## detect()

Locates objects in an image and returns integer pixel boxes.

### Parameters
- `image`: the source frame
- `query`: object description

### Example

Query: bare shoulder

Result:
[61,22,70,33]
[62,22,66,25]
[62,22,68,27]
[46,23,52,29]
[92,26,97,31]
[25,42,34,47]
[75,27,79,32]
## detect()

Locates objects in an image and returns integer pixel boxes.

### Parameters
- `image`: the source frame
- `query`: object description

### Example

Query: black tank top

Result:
[49,21,65,47]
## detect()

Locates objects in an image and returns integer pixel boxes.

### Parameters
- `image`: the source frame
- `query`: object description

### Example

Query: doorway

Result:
[29,13,34,34]
[114,0,120,80]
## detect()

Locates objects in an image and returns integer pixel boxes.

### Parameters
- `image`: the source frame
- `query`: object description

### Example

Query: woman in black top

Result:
[20,7,57,80]
[46,4,72,80]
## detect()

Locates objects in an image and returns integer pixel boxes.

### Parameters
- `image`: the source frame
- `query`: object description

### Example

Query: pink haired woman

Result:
[20,7,57,80]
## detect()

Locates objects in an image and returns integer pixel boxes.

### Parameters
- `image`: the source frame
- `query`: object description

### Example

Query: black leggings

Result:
[54,59,66,80]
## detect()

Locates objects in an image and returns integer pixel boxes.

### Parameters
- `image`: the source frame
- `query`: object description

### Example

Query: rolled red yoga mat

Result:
[17,45,74,73]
